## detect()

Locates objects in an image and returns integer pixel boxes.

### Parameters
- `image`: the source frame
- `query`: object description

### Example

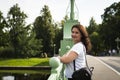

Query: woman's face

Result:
[71,27,81,43]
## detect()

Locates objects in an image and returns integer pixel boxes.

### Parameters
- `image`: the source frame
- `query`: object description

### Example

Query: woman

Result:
[58,24,92,80]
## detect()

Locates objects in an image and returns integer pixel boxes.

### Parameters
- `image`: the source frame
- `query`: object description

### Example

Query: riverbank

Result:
[0,58,49,66]
[0,66,51,70]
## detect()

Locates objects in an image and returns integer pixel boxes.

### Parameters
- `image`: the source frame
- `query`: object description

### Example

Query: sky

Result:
[0,0,120,26]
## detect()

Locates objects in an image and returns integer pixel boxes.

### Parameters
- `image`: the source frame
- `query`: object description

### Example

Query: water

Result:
[2,76,14,80]
[0,70,50,80]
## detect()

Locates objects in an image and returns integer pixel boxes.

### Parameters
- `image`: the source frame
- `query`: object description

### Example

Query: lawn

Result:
[0,58,50,66]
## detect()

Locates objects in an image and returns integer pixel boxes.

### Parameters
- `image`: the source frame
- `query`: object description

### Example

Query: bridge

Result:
[47,0,120,80]
[48,55,120,80]
[48,0,78,80]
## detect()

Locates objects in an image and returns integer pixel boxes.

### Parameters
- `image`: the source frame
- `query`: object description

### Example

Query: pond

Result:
[0,70,50,80]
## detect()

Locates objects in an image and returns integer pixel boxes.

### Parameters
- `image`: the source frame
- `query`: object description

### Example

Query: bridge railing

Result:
[47,57,66,80]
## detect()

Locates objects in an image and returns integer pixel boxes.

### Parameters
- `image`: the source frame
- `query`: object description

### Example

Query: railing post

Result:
[48,57,64,80]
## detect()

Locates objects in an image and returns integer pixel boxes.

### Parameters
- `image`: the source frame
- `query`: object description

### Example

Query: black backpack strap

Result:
[73,60,76,71]
[73,46,88,72]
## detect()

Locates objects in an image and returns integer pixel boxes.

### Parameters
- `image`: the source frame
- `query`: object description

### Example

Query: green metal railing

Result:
[48,57,66,80]
[48,0,78,80]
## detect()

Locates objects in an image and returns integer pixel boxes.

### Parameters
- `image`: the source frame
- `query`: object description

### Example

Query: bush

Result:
[0,47,14,58]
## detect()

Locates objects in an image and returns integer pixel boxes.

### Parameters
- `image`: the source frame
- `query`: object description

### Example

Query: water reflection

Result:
[0,70,50,80]
[2,76,14,80]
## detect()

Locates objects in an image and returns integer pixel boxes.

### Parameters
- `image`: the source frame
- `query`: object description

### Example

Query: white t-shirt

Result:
[65,42,86,78]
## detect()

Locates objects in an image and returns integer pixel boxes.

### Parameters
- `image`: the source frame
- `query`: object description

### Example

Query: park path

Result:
[87,55,120,80]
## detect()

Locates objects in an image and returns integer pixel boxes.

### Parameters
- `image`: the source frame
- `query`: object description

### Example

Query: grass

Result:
[0,58,51,80]
[0,58,50,66]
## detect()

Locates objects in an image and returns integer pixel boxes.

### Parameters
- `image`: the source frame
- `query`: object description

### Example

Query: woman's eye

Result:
[75,32,79,34]
[72,31,74,33]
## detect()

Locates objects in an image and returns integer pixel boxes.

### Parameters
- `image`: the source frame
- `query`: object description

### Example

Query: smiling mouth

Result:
[72,38,77,40]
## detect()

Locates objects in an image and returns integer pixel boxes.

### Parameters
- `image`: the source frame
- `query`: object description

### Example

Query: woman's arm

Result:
[59,51,78,64]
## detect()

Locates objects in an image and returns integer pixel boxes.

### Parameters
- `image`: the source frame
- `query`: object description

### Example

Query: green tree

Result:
[0,11,5,47]
[87,17,98,34]
[6,4,43,58]
[0,11,9,47]
[23,24,43,57]
[53,23,62,54]
[33,5,55,55]
[7,4,28,57]
[101,2,120,49]
[87,17,102,55]
[90,32,104,55]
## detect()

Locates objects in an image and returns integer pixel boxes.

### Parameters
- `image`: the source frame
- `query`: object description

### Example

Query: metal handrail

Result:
[48,57,65,80]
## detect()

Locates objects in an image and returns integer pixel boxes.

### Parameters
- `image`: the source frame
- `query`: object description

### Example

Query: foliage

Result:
[0,2,120,57]
[7,4,28,57]
[4,4,43,58]
[86,2,120,55]
[0,47,14,58]
[87,17,101,55]
[0,11,9,47]
[54,24,63,54]
[87,17,98,34]
[100,2,120,50]
[33,5,55,55]
[25,27,43,57]
[90,32,104,55]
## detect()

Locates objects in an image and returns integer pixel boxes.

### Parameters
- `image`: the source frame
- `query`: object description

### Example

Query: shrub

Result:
[0,47,14,58]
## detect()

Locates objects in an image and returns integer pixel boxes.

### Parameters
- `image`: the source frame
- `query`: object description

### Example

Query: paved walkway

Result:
[87,55,120,80]
[98,56,120,73]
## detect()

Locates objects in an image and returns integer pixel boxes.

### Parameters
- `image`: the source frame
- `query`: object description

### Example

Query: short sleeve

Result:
[70,42,84,55]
